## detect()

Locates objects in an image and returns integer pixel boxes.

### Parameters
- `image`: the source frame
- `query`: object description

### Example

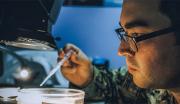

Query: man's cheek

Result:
[137,51,154,68]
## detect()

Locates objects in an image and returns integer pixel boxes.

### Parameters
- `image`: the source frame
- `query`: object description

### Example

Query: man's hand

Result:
[58,43,93,87]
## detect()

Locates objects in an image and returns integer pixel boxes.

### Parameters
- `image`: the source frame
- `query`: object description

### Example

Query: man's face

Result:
[119,0,180,89]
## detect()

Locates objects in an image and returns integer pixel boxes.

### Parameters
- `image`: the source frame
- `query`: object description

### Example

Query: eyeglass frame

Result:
[115,26,175,52]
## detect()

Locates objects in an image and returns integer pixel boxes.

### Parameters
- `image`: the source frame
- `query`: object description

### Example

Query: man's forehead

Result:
[122,0,161,13]
[123,0,161,5]
[120,0,162,28]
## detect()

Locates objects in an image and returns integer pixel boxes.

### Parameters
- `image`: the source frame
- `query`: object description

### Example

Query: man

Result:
[59,0,180,103]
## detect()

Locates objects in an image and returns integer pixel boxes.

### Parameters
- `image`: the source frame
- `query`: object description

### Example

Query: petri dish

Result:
[18,88,85,104]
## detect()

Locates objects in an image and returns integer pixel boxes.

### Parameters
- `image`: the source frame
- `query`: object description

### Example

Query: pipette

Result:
[40,50,73,86]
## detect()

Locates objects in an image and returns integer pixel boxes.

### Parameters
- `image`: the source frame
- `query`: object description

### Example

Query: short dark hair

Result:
[159,0,180,44]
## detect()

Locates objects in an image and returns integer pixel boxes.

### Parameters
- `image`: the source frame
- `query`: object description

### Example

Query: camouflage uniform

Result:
[71,66,177,104]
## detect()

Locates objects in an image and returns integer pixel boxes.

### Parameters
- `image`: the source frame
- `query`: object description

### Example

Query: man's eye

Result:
[130,32,145,37]
[131,33,139,37]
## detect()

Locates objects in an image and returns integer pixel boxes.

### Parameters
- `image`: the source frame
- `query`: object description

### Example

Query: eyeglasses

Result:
[115,27,175,52]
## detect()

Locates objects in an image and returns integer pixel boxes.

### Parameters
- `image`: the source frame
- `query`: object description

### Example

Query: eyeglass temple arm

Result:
[135,27,175,42]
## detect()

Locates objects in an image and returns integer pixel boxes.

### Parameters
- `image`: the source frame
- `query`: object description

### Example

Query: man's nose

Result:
[118,40,135,57]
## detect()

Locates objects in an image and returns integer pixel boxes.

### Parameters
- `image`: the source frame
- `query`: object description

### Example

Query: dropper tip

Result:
[40,81,45,87]
[40,83,43,87]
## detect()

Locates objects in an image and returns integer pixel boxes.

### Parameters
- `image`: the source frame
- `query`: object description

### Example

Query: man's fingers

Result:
[58,50,80,68]
[58,48,63,55]
[61,60,72,67]
[63,43,79,53]
[58,43,86,67]
[61,67,76,75]
[70,52,82,65]
[58,49,65,58]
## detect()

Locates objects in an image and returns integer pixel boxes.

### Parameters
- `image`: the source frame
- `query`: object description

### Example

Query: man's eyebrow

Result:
[119,20,149,29]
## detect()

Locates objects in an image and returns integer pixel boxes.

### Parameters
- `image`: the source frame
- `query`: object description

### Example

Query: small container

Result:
[0,96,17,104]
[0,88,19,104]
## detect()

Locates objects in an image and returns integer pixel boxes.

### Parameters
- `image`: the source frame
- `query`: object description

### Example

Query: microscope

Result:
[0,0,65,87]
